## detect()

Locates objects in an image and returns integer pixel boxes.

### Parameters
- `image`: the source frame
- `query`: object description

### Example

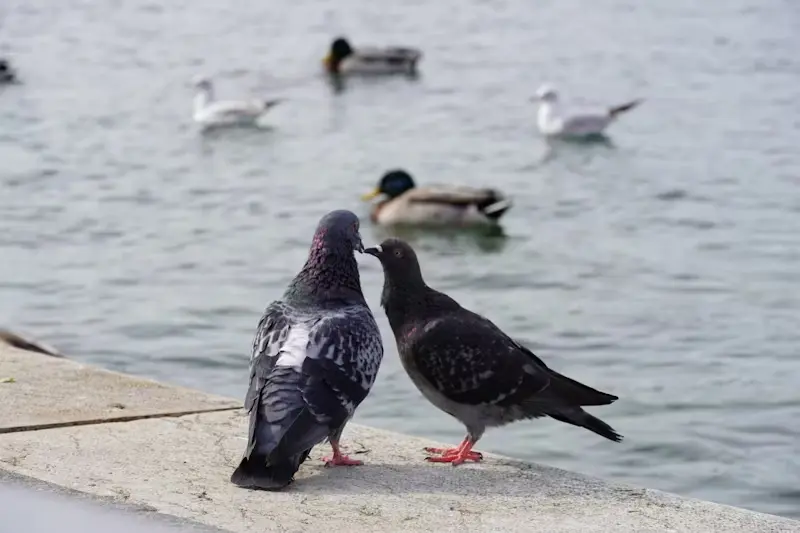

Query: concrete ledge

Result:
[2,342,799,532]
[0,343,239,433]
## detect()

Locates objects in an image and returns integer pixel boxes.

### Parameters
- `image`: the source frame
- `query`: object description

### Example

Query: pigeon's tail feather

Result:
[546,369,618,407]
[608,99,643,118]
[230,450,308,490]
[548,408,623,443]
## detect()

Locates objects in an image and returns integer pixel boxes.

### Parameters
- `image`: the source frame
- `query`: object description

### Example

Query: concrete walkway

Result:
[2,342,798,532]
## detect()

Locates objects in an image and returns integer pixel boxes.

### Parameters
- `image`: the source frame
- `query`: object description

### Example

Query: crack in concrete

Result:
[0,406,240,435]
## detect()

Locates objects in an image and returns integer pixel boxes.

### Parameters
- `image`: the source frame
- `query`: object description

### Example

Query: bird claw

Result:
[423,445,482,464]
[322,454,363,467]
[425,452,482,466]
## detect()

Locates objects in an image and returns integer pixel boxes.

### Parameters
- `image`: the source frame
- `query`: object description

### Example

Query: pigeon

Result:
[532,84,642,139]
[230,210,384,490]
[364,238,622,465]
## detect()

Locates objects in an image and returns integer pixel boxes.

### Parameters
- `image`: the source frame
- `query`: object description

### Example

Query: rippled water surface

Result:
[3,0,800,518]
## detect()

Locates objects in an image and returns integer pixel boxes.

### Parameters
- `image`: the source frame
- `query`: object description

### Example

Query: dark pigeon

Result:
[230,210,384,489]
[364,238,621,465]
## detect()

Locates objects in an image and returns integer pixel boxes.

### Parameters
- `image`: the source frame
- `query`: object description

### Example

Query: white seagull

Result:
[192,76,283,129]
[532,84,642,139]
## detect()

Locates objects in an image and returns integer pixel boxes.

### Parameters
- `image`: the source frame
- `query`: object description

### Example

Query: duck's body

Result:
[324,38,421,76]
[192,77,282,129]
[534,85,642,139]
[362,170,512,228]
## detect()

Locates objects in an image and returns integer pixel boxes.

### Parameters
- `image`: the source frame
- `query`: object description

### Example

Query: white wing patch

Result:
[275,323,311,370]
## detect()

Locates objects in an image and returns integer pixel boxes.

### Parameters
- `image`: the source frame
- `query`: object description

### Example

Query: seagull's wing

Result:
[561,113,612,135]
[202,100,266,121]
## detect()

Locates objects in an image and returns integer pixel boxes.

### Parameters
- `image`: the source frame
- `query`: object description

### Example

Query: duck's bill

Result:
[361,188,381,201]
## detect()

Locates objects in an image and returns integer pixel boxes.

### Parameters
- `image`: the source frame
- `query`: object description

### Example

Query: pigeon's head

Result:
[533,84,559,103]
[312,209,365,254]
[364,238,424,284]
[361,169,416,202]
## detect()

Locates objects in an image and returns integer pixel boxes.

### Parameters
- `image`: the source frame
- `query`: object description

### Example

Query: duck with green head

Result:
[323,37,422,76]
[361,169,513,227]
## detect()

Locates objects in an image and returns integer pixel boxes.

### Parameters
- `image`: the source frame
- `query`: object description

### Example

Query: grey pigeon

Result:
[364,238,621,465]
[230,210,384,489]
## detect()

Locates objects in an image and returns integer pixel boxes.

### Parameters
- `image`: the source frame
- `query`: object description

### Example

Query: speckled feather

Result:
[371,238,621,444]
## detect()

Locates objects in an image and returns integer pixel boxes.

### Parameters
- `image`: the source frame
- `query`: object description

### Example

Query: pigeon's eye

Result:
[393,249,403,258]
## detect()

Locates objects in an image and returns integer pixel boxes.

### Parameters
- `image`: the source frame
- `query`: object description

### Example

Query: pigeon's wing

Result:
[408,313,551,407]
[245,303,383,460]
[299,305,384,422]
[245,300,292,409]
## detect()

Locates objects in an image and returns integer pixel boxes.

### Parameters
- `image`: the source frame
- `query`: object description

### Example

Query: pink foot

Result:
[425,451,483,465]
[322,454,363,467]
[423,439,482,465]
[424,446,461,456]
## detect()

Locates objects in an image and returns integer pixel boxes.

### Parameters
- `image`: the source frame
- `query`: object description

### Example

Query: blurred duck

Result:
[192,76,282,129]
[323,37,422,76]
[1,59,18,84]
[532,84,642,139]
[361,169,512,227]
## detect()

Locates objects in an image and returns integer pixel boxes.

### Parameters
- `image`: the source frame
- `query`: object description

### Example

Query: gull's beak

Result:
[361,188,381,201]
[363,245,382,257]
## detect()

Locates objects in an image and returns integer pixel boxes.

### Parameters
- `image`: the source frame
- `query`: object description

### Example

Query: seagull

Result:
[230,210,384,490]
[365,238,622,465]
[192,76,282,129]
[532,84,642,139]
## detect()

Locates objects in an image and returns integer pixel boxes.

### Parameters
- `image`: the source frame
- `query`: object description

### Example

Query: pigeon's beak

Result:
[363,245,382,257]
[355,235,365,254]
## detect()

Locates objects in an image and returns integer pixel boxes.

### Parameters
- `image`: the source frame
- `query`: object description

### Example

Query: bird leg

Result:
[322,440,363,467]
[424,436,483,465]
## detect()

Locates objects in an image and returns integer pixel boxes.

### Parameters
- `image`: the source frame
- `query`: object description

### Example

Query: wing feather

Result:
[409,313,550,407]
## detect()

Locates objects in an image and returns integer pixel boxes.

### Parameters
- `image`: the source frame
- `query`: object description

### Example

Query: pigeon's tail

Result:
[549,408,623,443]
[547,369,619,407]
[230,449,310,490]
[476,191,513,221]
[608,99,643,119]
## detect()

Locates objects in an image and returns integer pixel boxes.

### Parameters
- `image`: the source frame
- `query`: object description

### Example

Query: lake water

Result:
[2,0,800,519]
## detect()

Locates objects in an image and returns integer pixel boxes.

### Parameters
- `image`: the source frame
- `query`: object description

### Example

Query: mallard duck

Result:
[361,170,512,227]
[532,84,642,139]
[0,59,17,84]
[323,37,422,76]
[192,76,283,129]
